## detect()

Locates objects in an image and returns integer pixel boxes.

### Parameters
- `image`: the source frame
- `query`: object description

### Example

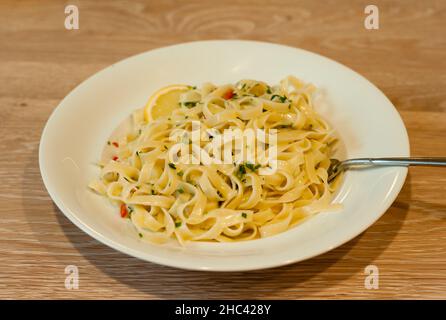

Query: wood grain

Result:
[0,0,445,299]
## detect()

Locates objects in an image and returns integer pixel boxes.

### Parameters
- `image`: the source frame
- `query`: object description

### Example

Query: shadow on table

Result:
[23,146,413,299]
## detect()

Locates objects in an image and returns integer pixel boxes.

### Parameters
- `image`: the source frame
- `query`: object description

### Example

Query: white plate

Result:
[39,40,409,271]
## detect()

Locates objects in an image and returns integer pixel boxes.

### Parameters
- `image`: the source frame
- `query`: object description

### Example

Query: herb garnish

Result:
[271,94,288,103]
[175,221,182,228]
[182,101,198,108]
[168,163,176,169]
[245,162,261,172]
[127,206,134,218]
[235,163,247,180]
[277,124,293,129]
[236,162,260,180]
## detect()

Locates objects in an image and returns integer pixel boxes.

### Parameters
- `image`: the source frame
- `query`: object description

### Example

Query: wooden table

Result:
[1,0,445,299]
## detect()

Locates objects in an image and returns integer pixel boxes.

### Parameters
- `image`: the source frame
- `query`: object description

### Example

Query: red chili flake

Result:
[222,89,234,100]
[112,156,119,161]
[120,203,128,218]
[112,141,119,148]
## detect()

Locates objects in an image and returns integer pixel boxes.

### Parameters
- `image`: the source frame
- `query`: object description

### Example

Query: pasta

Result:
[89,76,342,244]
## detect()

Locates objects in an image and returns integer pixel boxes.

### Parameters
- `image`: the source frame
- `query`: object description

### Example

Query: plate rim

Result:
[39,39,410,271]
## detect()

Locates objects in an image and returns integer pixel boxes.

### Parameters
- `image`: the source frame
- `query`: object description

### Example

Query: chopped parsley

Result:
[266,86,272,94]
[276,124,293,129]
[182,101,198,108]
[241,213,247,219]
[177,170,184,177]
[235,163,247,180]
[138,233,143,238]
[127,206,134,219]
[168,163,176,169]
[245,162,261,172]
[175,221,182,228]
[236,162,260,180]
[271,94,288,103]
[177,188,184,194]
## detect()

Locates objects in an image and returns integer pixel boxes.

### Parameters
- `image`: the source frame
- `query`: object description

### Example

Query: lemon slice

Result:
[144,85,191,122]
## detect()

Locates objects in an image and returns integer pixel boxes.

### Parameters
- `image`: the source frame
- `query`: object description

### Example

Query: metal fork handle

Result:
[340,157,446,169]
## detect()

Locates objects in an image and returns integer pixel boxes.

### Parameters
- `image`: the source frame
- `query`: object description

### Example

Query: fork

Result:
[328,157,446,182]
